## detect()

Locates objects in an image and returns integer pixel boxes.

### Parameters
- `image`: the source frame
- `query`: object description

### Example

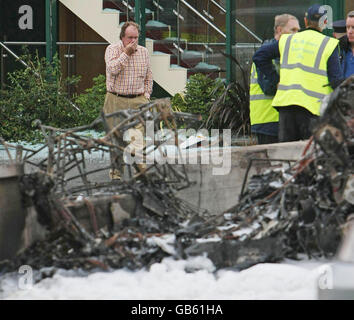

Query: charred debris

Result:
[1,77,354,277]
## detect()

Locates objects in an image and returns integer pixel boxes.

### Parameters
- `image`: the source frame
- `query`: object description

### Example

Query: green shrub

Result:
[206,81,250,135]
[171,73,250,134]
[171,73,224,122]
[0,52,82,142]
[74,74,106,127]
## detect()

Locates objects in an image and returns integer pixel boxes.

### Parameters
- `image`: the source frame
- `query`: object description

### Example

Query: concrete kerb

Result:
[0,140,308,214]
[174,140,308,214]
[0,140,308,259]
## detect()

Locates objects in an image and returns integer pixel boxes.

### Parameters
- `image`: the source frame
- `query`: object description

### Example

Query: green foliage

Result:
[206,81,250,135]
[0,52,108,143]
[171,73,250,134]
[0,52,82,142]
[171,73,225,122]
[74,74,106,127]
[0,51,250,143]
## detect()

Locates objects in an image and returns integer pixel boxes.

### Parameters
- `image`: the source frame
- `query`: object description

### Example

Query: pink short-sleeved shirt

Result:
[105,40,153,99]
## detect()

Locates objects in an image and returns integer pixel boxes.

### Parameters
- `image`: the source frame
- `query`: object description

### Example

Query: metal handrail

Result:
[57,42,109,45]
[0,41,30,69]
[210,0,263,43]
[3,41,109,45]
[180,0,226,38]
[122,0,133,12]
[1,40,260,54]
[186,42,262,49]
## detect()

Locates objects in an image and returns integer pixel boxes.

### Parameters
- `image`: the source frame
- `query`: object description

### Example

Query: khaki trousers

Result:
[103,92,149,178]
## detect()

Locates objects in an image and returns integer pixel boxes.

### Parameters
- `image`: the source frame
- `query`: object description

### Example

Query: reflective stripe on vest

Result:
[281,34,331,76]
[249,63,278,125]
[272,30,338,115]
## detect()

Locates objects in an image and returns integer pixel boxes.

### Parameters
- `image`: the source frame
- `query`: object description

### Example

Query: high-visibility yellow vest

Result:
[272,30,338,115]
[249,63,279,125]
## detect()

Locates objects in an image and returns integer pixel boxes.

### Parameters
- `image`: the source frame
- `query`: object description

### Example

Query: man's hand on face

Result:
[124,40,138,56]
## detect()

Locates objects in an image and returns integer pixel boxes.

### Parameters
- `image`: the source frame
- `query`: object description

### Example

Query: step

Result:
[146,20,170,40]
[60,0,121,44]
[59,0,187,96]
[187,61,223,79]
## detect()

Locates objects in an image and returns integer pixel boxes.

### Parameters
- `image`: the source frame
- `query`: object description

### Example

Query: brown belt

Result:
[108,92,142,98]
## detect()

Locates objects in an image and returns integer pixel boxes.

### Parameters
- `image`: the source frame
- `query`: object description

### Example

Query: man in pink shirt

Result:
[103,21,153,179]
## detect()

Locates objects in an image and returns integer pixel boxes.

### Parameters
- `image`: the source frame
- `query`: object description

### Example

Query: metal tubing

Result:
[180,0,226,38]
[210,0,262,43]
[226,0,236,83]
[0,41,30,69]
[135,0,146,46]
[3,41,108,45]
[1,45,5,90]
[46,0,57,63]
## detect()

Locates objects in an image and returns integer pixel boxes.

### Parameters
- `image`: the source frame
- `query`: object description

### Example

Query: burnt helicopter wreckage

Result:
[1,76,354,276]
[0,98,209,270]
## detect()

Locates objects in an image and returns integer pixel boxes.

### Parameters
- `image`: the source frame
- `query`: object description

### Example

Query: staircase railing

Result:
[99,1,261,78]
[210,0,262,43]
[180,0,226,38]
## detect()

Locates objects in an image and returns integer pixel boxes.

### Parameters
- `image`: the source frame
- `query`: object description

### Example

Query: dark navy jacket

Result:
[339,35,354,78]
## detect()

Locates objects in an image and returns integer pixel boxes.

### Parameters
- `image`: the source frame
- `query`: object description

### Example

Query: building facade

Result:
[0,0,352,96]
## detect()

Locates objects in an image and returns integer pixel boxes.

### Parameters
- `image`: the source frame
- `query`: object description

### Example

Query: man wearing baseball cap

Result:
[333,19,346,39]
[252,4,344,142]
[249,14,300,145]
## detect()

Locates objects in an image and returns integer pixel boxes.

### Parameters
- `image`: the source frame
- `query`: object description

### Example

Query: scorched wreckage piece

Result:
[0,78,354,275]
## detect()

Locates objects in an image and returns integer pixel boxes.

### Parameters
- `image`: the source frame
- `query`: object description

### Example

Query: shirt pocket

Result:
[132,60,147,79]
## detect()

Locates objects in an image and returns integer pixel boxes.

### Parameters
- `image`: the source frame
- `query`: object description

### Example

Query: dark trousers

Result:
[256,133,279,145]
[277,106,318,142]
